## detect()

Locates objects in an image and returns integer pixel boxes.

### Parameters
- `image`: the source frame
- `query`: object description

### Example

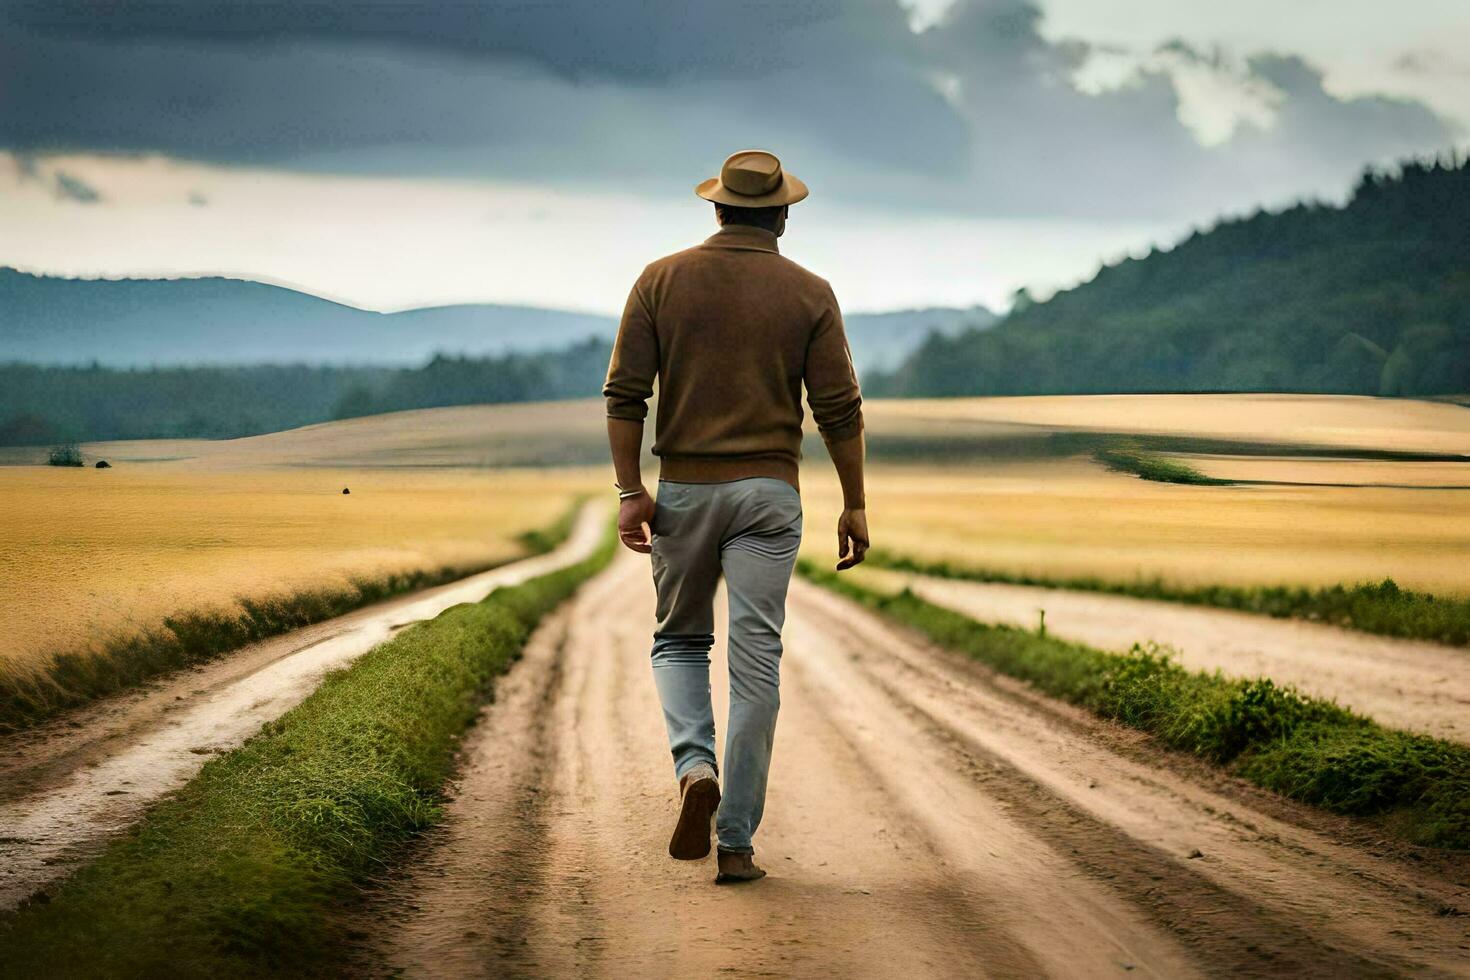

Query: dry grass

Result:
[831,394,1470,595]
[0,465,603,674]
[798,458,1470,597]
[0,401,609,677]
[7,393,1468,671]
[1188,456,1470,488]
[867,393,1470,455]
[79,399,606,470]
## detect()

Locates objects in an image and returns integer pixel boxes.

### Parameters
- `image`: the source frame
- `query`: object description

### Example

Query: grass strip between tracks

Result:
[0,522,615,978]
[0,502,583,734]
[801,563,1470,851]
[862,549,1470,649]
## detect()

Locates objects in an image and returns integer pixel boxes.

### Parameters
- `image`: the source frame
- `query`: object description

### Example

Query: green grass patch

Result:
[1093,443,1231,485]
[514,498,581,555]
[865,552,1470,649]
[802,562,1470,850]
[46,443,85,467]
[0,524,615,978]
[0,501,586,734]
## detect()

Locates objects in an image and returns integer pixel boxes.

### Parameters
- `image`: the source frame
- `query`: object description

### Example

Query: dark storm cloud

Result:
[0,0,969,189]
[2,0,895,81]
[0,0,1457,219]
[915,2,1453,217]
[923,1,1206,214]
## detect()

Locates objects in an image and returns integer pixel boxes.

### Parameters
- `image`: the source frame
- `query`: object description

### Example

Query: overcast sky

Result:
[2,0,1465,313]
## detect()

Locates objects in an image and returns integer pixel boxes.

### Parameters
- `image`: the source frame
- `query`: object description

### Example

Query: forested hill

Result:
[0,340,613,444]
[875,158,1470,398]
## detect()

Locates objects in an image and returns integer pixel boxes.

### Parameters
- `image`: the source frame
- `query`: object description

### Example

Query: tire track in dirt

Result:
[790,583,1468,976]
[364,553,1469,978]
[0,504,608,912]
[366,556,1071,978]
[868,571,1469,743]
[354,599,582,974]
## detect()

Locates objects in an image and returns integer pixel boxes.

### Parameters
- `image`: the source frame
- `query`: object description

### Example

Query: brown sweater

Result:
[603,224,864,488]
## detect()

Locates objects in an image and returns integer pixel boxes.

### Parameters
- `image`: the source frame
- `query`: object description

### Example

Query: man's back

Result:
[604,149,869,884]
[603,224,863,489]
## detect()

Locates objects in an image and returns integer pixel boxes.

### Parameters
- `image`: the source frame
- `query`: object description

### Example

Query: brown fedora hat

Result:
[695,149,809,207]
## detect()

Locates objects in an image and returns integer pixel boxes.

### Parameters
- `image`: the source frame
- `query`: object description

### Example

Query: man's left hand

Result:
[618,489,656,553]
[836,508,869,571]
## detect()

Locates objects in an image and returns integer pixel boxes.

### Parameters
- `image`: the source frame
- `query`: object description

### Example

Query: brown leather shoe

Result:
[669,763,720,860]
[715,848,767,884]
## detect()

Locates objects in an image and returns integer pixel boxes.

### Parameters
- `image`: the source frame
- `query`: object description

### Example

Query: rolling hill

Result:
[0,268,991,374]
[0,272,995,443]
[876,157,1470,398]
[0,270,613,366]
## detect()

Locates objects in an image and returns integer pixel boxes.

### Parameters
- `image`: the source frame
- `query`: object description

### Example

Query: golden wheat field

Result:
[0,403,612,669]
[4,392,1468,668]
[798,458,1470,595]
[790,393,1470,594]
[869,393,1470,455]
[84,399,606,471]
[0,464,602,669]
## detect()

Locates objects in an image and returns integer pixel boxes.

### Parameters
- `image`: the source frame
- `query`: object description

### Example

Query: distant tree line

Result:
[872,156,1470,398]
[329,338,612,419]
[0,338,611,445]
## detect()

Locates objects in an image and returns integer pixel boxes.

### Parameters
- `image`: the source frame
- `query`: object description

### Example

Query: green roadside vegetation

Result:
[513,500,580,555]
[864,551,1470,648]
[0,524,615,978]
[800,563,1470,850]
[1092,445,1231,485]
[0,501,585,734]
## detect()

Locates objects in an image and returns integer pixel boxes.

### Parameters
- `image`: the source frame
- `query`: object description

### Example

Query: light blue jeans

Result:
[649,477,803,855]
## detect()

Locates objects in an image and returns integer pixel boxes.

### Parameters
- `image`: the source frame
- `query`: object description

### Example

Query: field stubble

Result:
[9,392,1470,675]
[0,464,603,675]
[799,457,1470,598]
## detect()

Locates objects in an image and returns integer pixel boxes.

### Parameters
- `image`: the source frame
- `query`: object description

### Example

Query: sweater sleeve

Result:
[804,284,864,444]
[603,276,658,422]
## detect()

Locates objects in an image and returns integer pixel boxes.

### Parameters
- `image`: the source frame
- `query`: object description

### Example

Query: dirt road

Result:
[0,504,607,912]
[860,569,1469,743]
[362,554,1470,978]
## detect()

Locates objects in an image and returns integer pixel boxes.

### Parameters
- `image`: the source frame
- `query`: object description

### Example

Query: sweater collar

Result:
[704,224,780,254]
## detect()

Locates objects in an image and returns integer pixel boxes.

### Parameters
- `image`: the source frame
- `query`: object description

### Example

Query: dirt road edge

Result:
[0,523,616,978]
[800,561,1470,851]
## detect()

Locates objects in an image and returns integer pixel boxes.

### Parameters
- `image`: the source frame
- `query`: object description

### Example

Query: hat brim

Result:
[695,172,809,207]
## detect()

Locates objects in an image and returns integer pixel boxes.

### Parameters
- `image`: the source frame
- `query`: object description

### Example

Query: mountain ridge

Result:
[0,267,993,373]
[875,157,1470,398]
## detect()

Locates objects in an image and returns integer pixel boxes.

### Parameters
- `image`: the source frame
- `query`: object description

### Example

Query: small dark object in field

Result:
[96,460,111,469]
[47,443,84,467]
[1187,848,1204,859]
[342,487,351,494]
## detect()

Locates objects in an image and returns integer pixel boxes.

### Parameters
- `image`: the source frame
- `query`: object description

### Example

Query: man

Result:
[603,149,869,885]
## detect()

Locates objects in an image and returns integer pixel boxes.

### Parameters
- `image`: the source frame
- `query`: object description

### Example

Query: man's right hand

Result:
[836,508,869,571]
[618,488,656,554]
